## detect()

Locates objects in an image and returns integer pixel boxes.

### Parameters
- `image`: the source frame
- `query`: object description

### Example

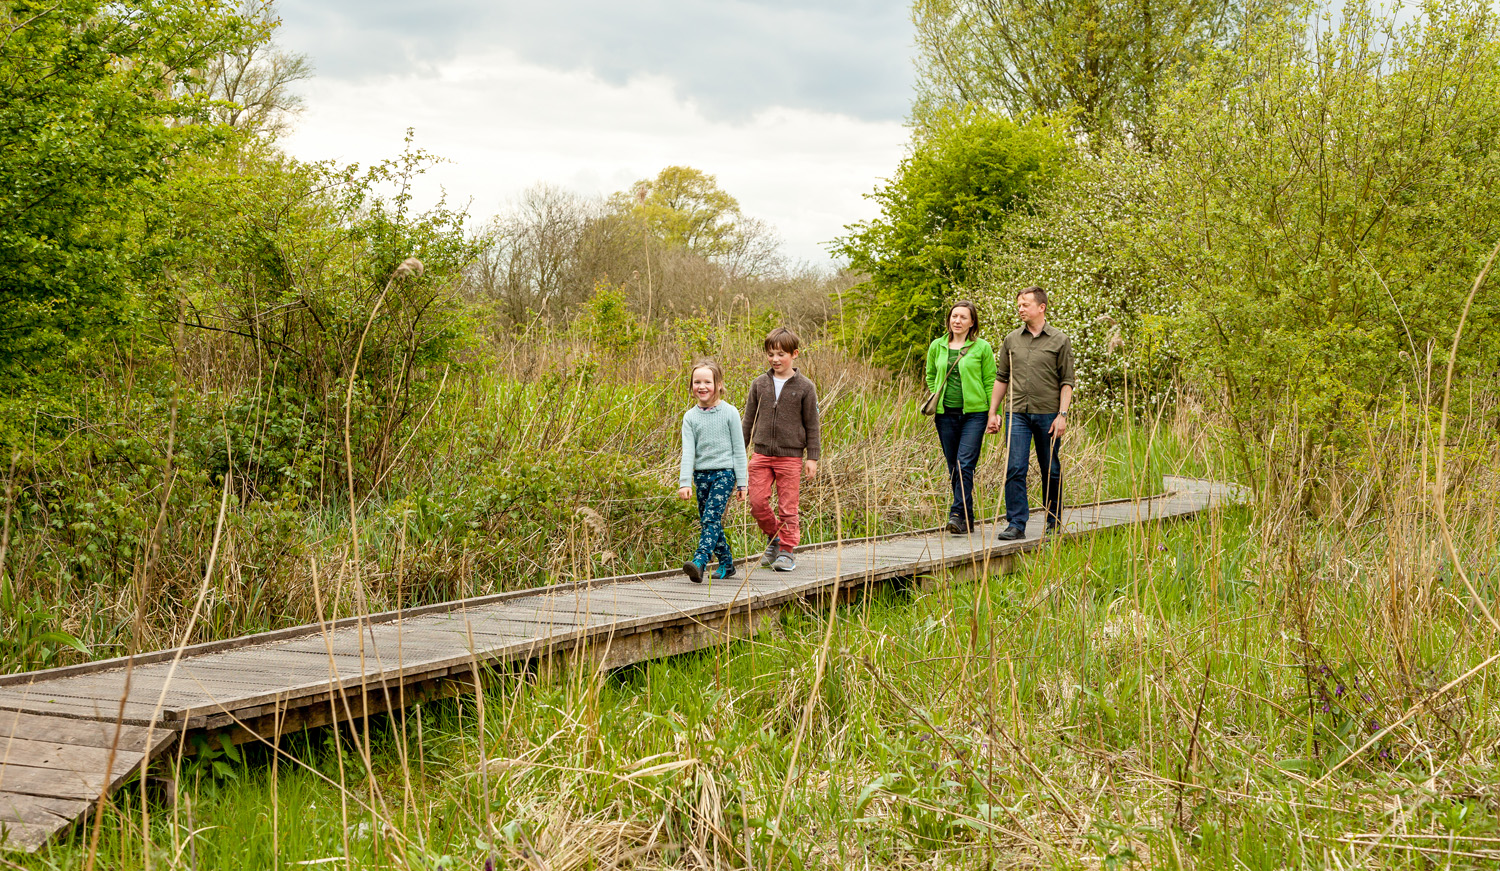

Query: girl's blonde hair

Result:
[690,358,727,398]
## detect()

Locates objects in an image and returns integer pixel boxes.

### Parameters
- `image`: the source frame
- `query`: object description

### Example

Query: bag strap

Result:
[937,343,969,386]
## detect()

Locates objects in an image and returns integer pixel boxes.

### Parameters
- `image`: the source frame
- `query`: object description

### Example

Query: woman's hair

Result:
[690,358,727,398]
[948,300,981,341]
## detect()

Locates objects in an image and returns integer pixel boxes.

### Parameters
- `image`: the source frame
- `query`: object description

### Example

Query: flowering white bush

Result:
[966,148,1184,415]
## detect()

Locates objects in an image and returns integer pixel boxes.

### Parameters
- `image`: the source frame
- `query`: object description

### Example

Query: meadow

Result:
[12,339,1500,869]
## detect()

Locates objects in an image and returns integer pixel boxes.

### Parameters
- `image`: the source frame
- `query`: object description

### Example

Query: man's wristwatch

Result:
[1057,411,1068,418]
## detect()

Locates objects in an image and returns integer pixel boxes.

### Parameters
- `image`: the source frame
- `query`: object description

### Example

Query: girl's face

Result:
[948,306,973,339]
[691,367,719,405]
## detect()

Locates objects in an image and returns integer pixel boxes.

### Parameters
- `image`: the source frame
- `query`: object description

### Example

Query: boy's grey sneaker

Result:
[712,562,738,580]
[770,552,797,572]
[683,560,704,583]
[760,536,780,567]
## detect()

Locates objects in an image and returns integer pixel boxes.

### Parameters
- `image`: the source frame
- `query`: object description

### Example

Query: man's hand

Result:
[986,413,1002,435]
[804,460,818,478]
[677,486,692,500]
[1048,414,1068,440]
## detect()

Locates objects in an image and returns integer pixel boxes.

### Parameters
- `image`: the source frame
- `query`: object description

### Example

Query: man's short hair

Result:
[1017,286,1048,307]
[765,326,800,353]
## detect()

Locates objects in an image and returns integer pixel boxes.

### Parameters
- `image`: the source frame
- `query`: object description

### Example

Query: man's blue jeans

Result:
[1005,412,1062,532]
[934,410,988,525]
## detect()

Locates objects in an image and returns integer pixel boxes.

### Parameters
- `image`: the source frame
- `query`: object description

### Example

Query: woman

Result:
[925,301,998,534]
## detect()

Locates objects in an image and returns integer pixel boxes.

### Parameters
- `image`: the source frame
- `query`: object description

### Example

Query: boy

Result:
[742,327,821,571]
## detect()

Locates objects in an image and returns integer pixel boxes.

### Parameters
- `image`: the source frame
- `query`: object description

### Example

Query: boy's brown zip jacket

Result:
[741,369,821,460]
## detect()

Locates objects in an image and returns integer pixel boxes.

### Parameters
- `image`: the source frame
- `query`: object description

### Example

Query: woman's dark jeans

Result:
[935,409,987,525]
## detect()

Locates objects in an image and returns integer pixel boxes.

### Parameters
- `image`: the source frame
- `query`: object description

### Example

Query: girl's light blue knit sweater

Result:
[679,402,749,489]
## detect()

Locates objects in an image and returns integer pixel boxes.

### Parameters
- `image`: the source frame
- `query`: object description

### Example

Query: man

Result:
[986,286,1075,540]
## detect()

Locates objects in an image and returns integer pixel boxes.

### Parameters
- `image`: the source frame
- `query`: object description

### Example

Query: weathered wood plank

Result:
[0,758,118,800]
[0,737,142,782]
[0,711,169,754]
[0,691,166,723]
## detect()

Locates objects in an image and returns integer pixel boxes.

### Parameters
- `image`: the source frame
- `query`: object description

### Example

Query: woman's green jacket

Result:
[924,337,998,414]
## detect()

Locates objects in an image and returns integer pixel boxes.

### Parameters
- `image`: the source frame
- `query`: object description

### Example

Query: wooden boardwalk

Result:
[0,477,1240,851]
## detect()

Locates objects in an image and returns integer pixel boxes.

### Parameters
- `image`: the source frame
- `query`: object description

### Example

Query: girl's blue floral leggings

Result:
[692,468,736,568]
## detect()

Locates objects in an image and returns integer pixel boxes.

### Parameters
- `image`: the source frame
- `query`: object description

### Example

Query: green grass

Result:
[27,493,1500,869]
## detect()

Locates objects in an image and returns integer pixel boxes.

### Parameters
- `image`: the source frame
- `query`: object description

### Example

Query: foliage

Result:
[969,147,1183,412]
[1155,0,1500,467]
[0,0,253,397]
[153,136,480,493]
[573,280,644,356]
[466,174,821,333]
[610,165,778,277]
[178,0,314,138]
[911,0,1246,149]
[832,107,1068,372]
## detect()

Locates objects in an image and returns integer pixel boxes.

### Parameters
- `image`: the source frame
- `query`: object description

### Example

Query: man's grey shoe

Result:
[760,536,780,567]
[997,526,1025,541]
[770,552,797,572]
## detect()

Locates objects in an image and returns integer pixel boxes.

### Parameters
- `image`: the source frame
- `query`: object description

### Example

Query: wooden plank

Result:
[0,670,224,703]
[0,692,166,723]
[0,793,91,830]
[0,739,140,785]
[0,711,169,755]
[0,682,202,719]
[0,756,124,800]
[0,817,71,853]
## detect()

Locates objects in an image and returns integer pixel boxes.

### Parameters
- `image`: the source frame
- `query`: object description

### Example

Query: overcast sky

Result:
[275,1,916,266]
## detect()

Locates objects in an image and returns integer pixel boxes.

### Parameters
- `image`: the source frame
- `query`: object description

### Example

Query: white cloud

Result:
[279,49,910,266]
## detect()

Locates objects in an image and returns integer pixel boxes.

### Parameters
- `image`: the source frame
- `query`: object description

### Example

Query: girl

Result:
[677,359,748,582]
[924,300,998,534]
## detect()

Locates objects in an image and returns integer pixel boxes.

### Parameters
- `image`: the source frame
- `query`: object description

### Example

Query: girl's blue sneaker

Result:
[711,562,737,580]
[683,559,705,583]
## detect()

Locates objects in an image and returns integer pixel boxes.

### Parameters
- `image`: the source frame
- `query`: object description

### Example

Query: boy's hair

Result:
[690,358,727,397]
[1017,286,1048,307]
[949,300,981,341]
[764,326,800,353]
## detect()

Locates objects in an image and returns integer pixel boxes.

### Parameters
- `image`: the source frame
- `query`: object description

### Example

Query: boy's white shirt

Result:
[772,373,790,400]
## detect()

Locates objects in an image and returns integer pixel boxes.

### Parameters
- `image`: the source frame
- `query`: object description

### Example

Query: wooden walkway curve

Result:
[0,476,1242,852]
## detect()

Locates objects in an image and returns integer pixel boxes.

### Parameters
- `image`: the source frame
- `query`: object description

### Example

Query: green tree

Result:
[1155,0,1500,468]
[0,0,252,395]
[619,166,740,254]
[610,166,781,278]
[181,0,314,138]
[912,0,1244,148]
[151,136,479,493]
[832,108,1068,371]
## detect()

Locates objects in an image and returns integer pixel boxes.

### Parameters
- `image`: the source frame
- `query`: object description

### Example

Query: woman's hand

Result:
[677,487,692,500]
[733,487,746,502]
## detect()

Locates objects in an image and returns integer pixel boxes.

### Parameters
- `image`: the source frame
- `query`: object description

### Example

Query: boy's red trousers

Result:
[747,454,803,551]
